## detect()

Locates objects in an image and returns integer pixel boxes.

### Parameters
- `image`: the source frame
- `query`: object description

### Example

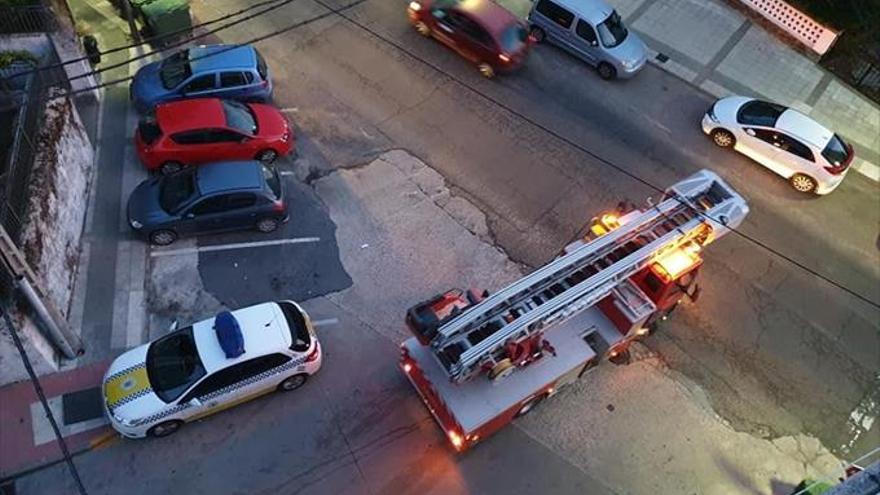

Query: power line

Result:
[64,0,298,85]
[310,0,880,310]
[5,0,366,108]
[0,302,88,495]
[3,0,290,81]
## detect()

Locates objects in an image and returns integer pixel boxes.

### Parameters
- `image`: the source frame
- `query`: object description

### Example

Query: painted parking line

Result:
[150,237,321,257]
[312,318,339,327]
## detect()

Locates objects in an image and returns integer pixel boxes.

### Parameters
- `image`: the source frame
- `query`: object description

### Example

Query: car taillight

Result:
[305,344,320,362]
[824,143,854,175]
[498,53,511,63]
[272,200,285,213]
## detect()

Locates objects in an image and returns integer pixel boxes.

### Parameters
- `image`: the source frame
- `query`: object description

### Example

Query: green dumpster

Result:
[791,479,834,495]
[131,0,192,47]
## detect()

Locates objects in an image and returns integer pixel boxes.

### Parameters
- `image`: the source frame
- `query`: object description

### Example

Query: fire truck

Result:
[399,169,749,452]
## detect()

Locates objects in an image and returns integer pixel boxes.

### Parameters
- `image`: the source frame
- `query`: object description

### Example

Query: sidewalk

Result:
[501,0,880,182]
[0,360,113,479]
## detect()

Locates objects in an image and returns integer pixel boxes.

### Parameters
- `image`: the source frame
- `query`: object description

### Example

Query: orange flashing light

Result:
[652,243,702,282]
[448,430,464,450]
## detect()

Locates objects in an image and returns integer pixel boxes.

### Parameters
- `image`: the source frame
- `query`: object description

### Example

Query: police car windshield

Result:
[146,326,206,403]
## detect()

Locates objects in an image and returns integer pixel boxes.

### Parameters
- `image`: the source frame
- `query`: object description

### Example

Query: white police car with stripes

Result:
[102,301,323,438]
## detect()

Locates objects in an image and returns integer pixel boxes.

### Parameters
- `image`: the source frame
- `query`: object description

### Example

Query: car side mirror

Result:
[745,129,756,136]
[185,212,195,219]
[169,319,179,331]
[188,397,201,407]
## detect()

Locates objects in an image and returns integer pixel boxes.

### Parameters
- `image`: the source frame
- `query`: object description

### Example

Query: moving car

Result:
[103,301,322,438]
[702,96,854,194]
[130,44,272,113]
[527,0,646,80]
[407,0,533,78]
[127,160,287,245]
[136,98,293,175]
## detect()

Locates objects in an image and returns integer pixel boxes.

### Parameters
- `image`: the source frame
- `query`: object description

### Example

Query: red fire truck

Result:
[399,170,749,452]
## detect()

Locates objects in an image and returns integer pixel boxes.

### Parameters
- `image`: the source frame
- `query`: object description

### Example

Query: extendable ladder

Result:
[431,170,748,383]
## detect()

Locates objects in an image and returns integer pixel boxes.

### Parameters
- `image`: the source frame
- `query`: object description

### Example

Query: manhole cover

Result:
[61,386,103,425]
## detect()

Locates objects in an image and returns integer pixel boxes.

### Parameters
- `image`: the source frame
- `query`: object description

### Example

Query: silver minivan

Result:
[527,0,647,79]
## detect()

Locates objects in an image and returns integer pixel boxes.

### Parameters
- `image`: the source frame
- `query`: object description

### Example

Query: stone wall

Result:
[0,89,94,385]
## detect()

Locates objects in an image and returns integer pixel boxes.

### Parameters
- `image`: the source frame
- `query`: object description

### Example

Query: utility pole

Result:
[0,225,84,358]
[120,0,142,44]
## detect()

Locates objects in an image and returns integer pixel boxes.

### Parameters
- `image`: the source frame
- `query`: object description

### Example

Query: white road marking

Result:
[312,318,339,327]
[31,396,108,446]
[150,237,320,257]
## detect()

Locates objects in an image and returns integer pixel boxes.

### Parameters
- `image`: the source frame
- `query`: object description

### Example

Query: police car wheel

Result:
[148,420,182,438]
[279,373,308,392]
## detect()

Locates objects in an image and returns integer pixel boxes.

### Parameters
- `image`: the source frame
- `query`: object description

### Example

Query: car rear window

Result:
[255,49,268,80]
[159,50,192,90]
[222,100,257,134]
[159,169,196,213]
[279,302,311,352]
[138,119,162,145]
[262,164,282,199]
[822,134,851,166]
[499,23,527,53]
[736,100,786,127]
[146,326,206,403]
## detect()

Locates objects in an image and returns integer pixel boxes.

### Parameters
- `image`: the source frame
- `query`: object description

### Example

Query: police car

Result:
[102,301,322,438]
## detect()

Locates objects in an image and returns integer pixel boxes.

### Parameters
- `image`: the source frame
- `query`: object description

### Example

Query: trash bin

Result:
[131,0,192,47]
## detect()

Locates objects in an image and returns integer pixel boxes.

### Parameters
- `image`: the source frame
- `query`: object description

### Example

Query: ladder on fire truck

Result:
[430,170,748,383]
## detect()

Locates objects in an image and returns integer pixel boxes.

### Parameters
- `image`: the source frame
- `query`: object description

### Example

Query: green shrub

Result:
[0,50,39,69]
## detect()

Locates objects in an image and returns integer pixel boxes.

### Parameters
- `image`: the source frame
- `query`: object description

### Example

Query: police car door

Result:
[177,354,291,421]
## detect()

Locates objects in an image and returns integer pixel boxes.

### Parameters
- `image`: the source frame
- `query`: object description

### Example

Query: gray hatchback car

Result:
[527,0,647,79]
[127,160,287,245]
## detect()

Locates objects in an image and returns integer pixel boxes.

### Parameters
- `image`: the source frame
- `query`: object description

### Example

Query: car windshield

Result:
[262,164,281,199]
[822,134,851,165]
[146,326,206,403]
[159,169,196,213]
[222,100,257,135]
[159,50,192,90]
[736,100,786,127]
[597,11,628,48]
[499,23,527,53]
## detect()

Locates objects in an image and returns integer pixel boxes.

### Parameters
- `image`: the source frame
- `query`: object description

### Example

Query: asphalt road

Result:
[184,0,878,456]
[14,0,878,492]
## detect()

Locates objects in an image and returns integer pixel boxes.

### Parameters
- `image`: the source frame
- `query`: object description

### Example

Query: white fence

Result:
[740,0,838,55]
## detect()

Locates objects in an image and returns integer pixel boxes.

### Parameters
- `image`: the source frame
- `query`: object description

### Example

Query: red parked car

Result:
[135,98,293,174]
[407,0,533,78]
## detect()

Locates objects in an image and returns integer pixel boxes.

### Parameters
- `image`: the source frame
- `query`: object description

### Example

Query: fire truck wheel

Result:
[488,359,515,382]
[608,347,631,365]
[515,394,547,418]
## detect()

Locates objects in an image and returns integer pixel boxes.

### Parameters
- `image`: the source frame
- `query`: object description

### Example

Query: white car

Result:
[702,96,854,194]
[102,301,322,438]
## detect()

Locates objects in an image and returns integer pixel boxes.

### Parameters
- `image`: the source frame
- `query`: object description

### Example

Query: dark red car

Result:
[407,0,533,77]
[135,98,293,174]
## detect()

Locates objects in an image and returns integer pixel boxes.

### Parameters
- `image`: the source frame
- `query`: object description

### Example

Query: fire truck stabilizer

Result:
[399,169,749,452]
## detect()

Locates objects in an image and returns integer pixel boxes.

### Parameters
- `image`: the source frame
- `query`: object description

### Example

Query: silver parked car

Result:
[527,0,647,79]
[702,96,855,195]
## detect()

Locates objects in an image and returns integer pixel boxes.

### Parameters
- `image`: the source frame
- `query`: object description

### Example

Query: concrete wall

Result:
[0,89,94,386]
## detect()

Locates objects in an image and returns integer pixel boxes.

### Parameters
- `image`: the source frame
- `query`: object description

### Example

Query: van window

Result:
[575,20,597,44]
[596,10,628,48]
[535,0,573,29]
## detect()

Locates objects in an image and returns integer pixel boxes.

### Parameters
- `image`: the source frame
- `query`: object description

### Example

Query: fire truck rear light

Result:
[447,430,464,449]
[403,362,413,373]
[636,327,650,336]
[498,53,511,63]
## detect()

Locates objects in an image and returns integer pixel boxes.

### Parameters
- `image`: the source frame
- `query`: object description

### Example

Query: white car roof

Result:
[551,0,614,25]
[776,109,833,150]
[193,302,292,373]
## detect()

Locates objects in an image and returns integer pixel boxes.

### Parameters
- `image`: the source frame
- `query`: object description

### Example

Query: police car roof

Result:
[193,302,292,373]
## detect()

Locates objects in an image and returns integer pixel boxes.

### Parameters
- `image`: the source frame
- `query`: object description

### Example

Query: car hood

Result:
[132,61,173,106]
[127,178,176,227]
[102,345,166,420]
[712,96,752,124]
[251,103,289,138]
[606,31,647,67]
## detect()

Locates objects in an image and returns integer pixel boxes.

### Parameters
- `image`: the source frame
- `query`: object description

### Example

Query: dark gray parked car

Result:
[127,160,287,245]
